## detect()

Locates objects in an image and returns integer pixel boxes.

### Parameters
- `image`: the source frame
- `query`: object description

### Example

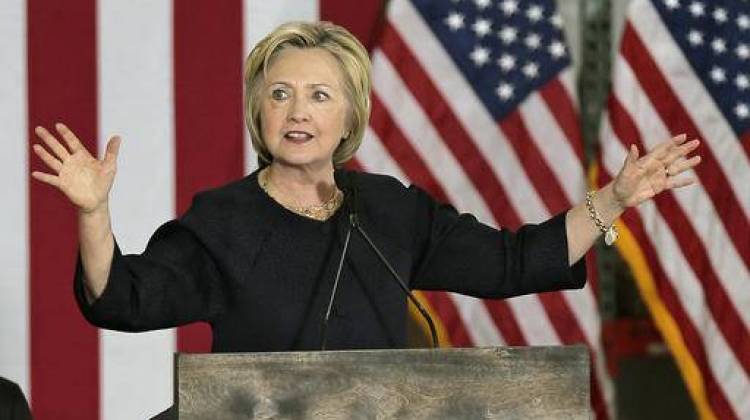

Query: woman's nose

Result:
[288,97,310,122]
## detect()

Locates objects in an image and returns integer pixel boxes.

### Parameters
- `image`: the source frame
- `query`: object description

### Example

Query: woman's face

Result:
[260,47,350,171]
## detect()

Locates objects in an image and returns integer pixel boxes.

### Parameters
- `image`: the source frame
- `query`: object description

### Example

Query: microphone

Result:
[337,172,439,348]
[320,175,355,351]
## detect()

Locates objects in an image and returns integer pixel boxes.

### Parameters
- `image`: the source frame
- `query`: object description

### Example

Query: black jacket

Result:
[75,170,585,351]
[0,377,32,420]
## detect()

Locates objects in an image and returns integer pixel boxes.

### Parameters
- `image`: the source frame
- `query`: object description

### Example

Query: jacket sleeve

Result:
[74,208,228,332]
[409,186,586,298]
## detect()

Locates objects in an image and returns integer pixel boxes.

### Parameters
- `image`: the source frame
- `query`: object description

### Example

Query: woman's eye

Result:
[271,89,288,100]
[312,91,330,102]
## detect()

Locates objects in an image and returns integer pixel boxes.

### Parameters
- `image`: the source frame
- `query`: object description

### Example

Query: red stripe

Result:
[421,292,474,347]
[601,167,735,419]
[499,111,570,215]
[319,0,386,51]
[621,23,750,268]
[379,22,522,229]
[369,94,450,202]
[607,105,750,377]
[173,0,245,353]
[27,0,99,417]
[538,78,586,163]
[481,300,526,345]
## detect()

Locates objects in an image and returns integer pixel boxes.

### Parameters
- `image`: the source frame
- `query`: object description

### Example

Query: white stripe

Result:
[629,0,750,217]
[372,51,496,226]
[98,2,175,419]
[389,0,549,223]
[601,117,750,416]
[0,0,29,399]
[505,295,560,345]
[519,92,586,205]
[449,294,506,346]
[242,0,319,174]
[613,57,750,328]
[562,286,615,413]
[559,68,578,110]
[359,127,409,185]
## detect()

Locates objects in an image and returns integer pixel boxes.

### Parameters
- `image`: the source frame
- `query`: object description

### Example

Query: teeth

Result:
[286,132,310,139]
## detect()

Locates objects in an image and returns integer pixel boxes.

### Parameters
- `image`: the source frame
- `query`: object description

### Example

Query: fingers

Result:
[628,144,639,162]
[667,175,696,189]
[667,155,702,177]
[664,139,700,165]
[637,134,700,175]
[103,136,122,164]
[32,144,63,173]
[34,126,71,161]
[30,171,60,187]
[55,123,86,154]
[648,133,687,162]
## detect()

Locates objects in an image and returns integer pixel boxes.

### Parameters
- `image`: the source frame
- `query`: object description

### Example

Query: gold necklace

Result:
[258,168,343,221]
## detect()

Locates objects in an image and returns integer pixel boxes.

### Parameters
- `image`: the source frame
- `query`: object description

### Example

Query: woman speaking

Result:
[31,21,700,352]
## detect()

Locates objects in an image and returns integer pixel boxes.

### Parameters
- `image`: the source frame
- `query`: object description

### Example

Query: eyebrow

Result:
[268,81,335,89]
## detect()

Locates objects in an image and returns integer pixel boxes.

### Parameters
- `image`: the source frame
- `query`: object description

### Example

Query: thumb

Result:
[628,144,639,163]
[104,136,121,163]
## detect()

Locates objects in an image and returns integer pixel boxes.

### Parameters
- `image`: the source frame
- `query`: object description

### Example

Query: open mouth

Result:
[284,131,314,144]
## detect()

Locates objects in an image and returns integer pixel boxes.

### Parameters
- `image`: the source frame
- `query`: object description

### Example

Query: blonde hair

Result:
[244,21,372,167]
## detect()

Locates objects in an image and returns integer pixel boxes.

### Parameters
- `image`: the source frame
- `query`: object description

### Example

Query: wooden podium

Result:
[167,346,589,419]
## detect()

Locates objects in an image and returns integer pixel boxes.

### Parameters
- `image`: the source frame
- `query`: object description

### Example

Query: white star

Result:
[527,4,544,22]
[498,26,518,44]
[687,29,703,46]
[469,46,491,67]
[525,33,542,50]
[497,53,516,72]
[445,12,465,31]
[522,62,539,79]
[711,37,727,54]
[737,43,750,60]
[496,82,514,101]
[549,13,563,28]
[472,18,493,38]
[709,66,726,83]
[738,14,750,30]
[499,0,518,16]
[689,1,705,17]
[474,0,492,10]
[735,103,749,119]
[736,74,749,90]
[548,40,566,59]
[663,0,680,10]
[712,7,728,23]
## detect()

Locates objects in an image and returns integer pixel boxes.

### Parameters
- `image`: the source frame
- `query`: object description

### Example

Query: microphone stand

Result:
[320,184,439,350]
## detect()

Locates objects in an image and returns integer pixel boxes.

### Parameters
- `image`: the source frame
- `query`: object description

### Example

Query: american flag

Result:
[601,0,750,418]
[0,0,612,418]
[361,0,612,418]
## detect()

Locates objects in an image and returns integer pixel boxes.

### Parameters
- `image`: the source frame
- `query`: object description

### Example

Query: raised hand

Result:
[32,123,121,213]
[612,134,701,209]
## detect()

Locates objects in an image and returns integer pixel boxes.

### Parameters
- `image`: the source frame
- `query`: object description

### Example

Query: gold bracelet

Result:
[586,190,618,246]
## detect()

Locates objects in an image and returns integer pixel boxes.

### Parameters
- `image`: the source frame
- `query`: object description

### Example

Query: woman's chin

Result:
[273,154,333,170]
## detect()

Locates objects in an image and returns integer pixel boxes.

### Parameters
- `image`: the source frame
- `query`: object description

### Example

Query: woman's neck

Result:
[265,162,338,206]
